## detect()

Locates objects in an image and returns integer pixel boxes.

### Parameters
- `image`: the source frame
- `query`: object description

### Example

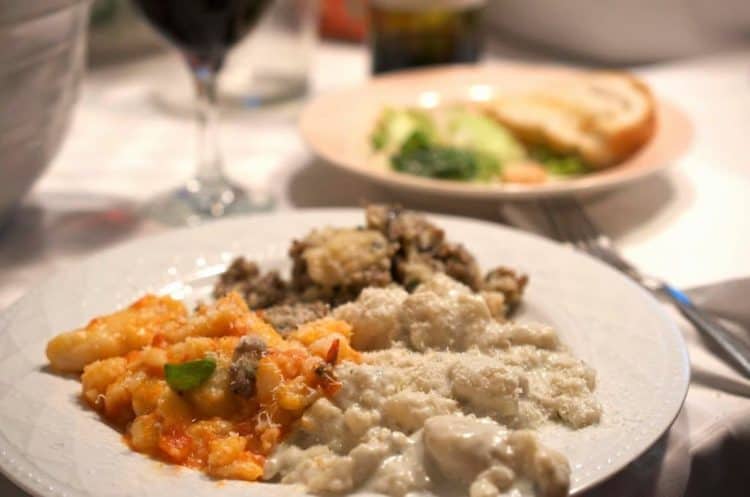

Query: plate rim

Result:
[299,63,694,199]
[0,208,691,497]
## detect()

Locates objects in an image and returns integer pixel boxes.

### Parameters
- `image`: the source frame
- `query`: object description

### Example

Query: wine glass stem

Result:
[192,65,224,185]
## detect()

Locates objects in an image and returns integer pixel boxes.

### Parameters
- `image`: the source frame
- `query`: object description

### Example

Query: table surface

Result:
[1,39,750,497]
[3,41,750,312]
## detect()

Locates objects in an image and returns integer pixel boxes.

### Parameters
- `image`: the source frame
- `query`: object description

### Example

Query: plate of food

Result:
[300,64,693,199]
[0,206,689,497]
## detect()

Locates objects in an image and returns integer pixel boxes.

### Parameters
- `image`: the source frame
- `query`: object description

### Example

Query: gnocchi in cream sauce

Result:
[265,275,600,497]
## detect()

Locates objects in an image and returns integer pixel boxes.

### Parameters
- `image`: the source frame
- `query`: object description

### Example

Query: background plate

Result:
[0,210,689,496]
[300,64,693,200]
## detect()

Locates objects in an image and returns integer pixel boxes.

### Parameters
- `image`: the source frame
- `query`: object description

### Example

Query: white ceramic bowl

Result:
[0,0,90,224]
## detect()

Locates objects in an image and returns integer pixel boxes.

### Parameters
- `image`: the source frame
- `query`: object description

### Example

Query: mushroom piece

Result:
[482,267,528,313]
[261,302,331,335]
[229,336,267,397]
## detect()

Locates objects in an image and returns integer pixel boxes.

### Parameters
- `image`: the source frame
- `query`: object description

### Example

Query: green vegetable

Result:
[374,106,595,183]
[544,156,589,176]
[164,358,217,392]
[371,108,435,152]
[392,147,478,180]
[474,152,502,181]
[444,109,526,169]
[391,131,478,180]
[371,129,387,150]
[530,146,590,176]
[399,129,433,154]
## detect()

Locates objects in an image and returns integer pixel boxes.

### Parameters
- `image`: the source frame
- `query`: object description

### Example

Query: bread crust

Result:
[603,74,656,166]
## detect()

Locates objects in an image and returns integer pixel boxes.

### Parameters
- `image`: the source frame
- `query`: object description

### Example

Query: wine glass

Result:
[131,0,274,225]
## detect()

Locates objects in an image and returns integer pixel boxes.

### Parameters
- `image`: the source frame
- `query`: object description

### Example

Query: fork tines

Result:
[540,199,600,248]
[539,198,631,272]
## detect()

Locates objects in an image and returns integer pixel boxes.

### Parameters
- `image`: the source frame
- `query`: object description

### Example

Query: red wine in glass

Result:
[133,0,270,68]
[131,0,273,224]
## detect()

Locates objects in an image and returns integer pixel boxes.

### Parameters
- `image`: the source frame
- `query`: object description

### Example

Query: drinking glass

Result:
[131,0,274,225]
[369,0,487,74]
[152,0,319,112]
[224,0,318,106]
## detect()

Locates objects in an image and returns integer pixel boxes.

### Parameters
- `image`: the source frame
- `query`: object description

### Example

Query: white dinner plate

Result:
[0,209,689,497]
[300,64,693,200]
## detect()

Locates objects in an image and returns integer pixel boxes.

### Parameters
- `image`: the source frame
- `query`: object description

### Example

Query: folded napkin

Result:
[584,278,750,497]
[1,280,748,497]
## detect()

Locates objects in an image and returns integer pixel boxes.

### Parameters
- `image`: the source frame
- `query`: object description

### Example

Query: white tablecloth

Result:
[1,41,749,496]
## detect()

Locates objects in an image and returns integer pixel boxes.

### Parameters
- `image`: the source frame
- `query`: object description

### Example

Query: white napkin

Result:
[583,278,750,497]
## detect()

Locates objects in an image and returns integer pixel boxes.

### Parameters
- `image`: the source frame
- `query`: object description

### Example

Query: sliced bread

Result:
[486,72,655,168]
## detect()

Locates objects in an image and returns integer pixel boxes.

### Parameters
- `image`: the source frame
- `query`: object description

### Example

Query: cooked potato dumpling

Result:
[47,292,359,481]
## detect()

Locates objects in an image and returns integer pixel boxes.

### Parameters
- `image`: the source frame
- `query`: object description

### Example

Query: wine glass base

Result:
[144,183,274,227]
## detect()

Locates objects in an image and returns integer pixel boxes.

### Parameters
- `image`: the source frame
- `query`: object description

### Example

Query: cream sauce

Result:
[265,275,600,497]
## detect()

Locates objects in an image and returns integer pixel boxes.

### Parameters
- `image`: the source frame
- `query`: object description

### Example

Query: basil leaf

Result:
[164,358,216,392]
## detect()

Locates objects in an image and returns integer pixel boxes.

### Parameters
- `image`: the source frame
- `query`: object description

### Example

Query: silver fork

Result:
[540,198,750,378]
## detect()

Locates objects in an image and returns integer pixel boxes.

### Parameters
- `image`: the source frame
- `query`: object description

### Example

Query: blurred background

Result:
[3,0,750,291]
[4,0,750,229]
